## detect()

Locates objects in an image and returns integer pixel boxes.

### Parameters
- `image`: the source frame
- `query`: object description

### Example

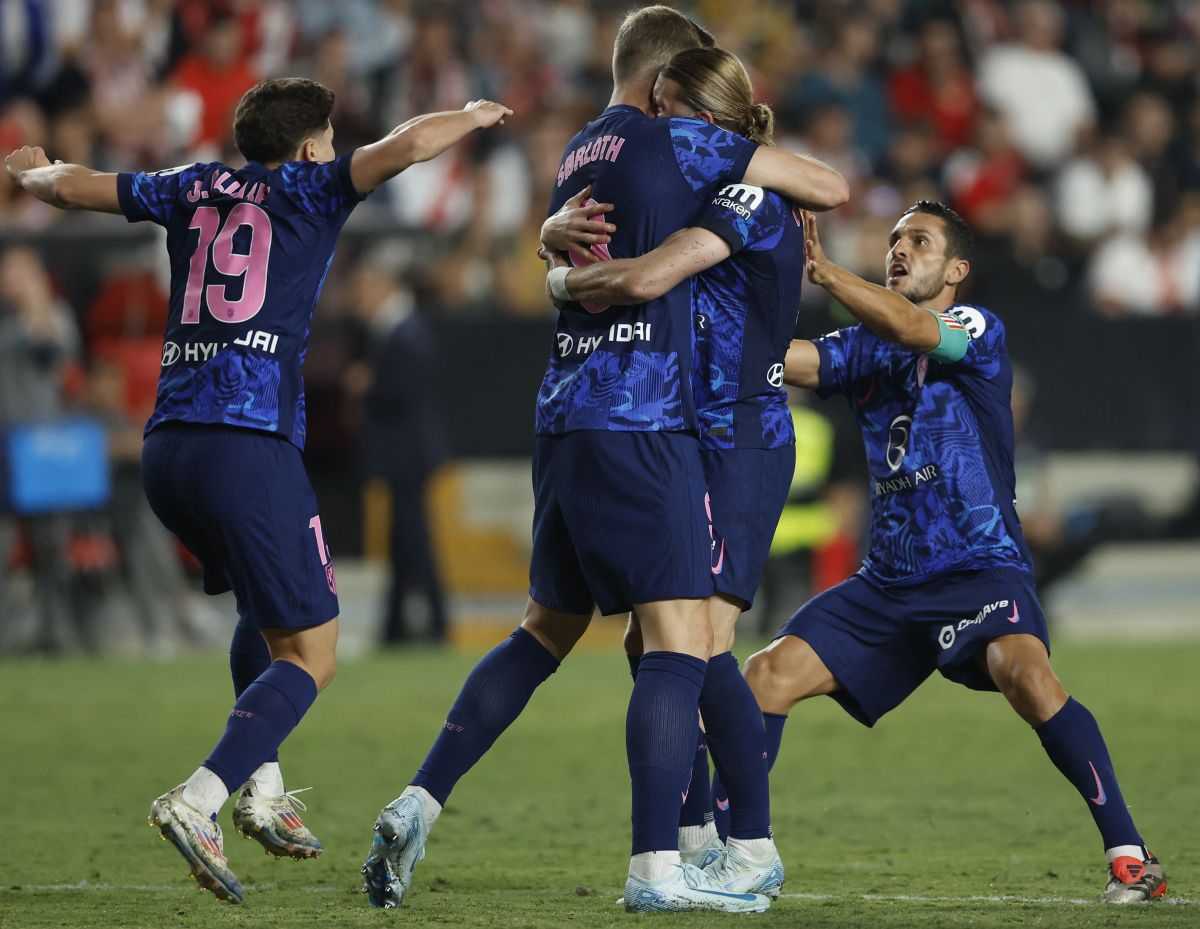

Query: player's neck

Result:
[918,288,959,313]
[608,82,655,116]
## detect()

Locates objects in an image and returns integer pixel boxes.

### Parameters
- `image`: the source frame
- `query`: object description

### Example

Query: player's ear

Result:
[946,258,969,287]
[297,137,319,163]
[695,109,716,126]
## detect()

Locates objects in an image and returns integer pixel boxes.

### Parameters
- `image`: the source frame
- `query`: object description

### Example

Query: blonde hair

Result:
[612,5,715,86]
[660,47,775,145]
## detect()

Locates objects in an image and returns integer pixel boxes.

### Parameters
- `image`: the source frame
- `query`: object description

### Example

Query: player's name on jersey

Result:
[558,321,652,358]
[183,169,271,205]
[873,463,940,497]
[556,134,627,187]
[162,329,280,366]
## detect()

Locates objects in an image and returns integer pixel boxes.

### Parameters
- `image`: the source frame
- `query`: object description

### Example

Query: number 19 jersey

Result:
[117,154,365,448]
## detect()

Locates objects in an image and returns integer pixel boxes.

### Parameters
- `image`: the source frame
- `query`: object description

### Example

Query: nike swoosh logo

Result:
[1007,601,1020,623]
[857,378,876,406]
[1088,761,1107,806]
[715,797,730,811]
[693,889,759,901]
[711,540,725,575]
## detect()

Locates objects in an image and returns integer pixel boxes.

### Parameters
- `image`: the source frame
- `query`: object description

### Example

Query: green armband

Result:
[924,309,969,363]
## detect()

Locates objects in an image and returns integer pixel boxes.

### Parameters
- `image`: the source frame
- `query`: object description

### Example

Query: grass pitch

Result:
[1,635,1195,928]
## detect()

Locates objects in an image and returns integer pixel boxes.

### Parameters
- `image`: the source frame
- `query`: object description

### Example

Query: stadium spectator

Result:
[170,12,258,155]
[345,249,450,644]
[1088,195,1200,317]
[783,17,891,169]
[887,16,979,153]
[0,246,80,652]
[977,0,1097,172]
[1055,133,1153,245]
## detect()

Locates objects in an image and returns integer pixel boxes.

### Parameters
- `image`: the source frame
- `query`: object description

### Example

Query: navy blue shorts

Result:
[141,424,339,630]
[777,566,1049,727]
[704,445,795,609]
[529,431,714,616]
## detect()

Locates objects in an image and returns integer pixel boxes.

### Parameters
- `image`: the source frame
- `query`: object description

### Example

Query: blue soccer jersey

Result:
[691,184,805,450]
[537,108,758,434]
[117,155,365,448]
[814,303,1033,584]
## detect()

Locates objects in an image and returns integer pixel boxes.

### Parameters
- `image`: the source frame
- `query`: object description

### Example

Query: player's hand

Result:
[540,185,616,265]
[802,210,834,286]
[464,100,513,128]
[4,145,52,182]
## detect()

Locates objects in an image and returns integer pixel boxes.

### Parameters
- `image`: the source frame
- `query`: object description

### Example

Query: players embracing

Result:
[361,5,847,914]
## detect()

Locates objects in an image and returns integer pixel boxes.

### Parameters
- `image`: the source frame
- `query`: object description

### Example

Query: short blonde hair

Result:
[612,5,715,86]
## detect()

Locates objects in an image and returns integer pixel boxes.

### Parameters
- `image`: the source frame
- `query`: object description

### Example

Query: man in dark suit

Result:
[346,250,449,643]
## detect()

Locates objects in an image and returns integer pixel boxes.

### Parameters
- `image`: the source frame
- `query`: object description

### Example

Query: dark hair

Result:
[612,5,716,86]
[660,47,775,145]
[901,200,974,262]
[233,78,335,164]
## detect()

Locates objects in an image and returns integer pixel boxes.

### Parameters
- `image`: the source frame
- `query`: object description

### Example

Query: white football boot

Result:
[703,838,785,899]
[149,785,244,903]
[361,793,431,908]
[623,862,771,913]
[232,783,322,859]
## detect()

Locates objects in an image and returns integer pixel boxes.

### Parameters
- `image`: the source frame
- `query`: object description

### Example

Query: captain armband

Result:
[924,309,970,363]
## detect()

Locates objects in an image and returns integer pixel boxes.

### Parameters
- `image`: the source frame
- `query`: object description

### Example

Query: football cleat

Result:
[680,827,725,870]
[361,793,430,909]
[623,862,771,913]
[703,840,785,899]
[232,784,322,859]
[149,785,244,904]
[1102,854,1167,903]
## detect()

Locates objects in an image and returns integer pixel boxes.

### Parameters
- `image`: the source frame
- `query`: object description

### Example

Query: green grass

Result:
[0,638,1195,928]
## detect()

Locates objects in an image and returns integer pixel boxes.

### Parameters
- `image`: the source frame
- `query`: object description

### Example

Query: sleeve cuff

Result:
[115,173,147,224]
[336,152,366,202]
[814,338,839,399]
[694,214,746,256]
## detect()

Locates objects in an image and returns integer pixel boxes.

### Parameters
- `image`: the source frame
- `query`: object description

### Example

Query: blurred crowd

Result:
[2,0,1199,317]
[2,0,1199,652]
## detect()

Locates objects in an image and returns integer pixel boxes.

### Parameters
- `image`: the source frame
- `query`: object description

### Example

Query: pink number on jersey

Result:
[206,202,273,324]
[308,515,329,566]
[182,207,221,324]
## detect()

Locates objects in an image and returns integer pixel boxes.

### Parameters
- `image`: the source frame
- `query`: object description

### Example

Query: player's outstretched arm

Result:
[743,148,849,212]
[802,211,941,353]
[350,100,513,194]
[5,146,121,213]
[545,227,731,309]
[782,339,821,390]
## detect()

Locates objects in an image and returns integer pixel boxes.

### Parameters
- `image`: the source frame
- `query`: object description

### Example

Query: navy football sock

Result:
[229,618,278,763]
[412,627,558,806]
[714,712,787,841]
[1036,697,1144,851]
[700,652,770,840]
[678,731,713,827]
[229,616,271,698]
[627,651,707,855]
[635,653,712,828]
[764,712,788,768]
[711,771,730,842]
[204,660,318,793]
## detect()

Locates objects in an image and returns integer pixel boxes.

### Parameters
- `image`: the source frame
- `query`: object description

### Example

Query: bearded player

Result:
[741,202,1165,904]
[5,80,511,904]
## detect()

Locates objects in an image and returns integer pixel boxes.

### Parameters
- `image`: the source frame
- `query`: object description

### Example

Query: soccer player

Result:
[738,202,1164,904]
[4,79,512,904]
[360,6,846,914]
[542,46,808,898]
